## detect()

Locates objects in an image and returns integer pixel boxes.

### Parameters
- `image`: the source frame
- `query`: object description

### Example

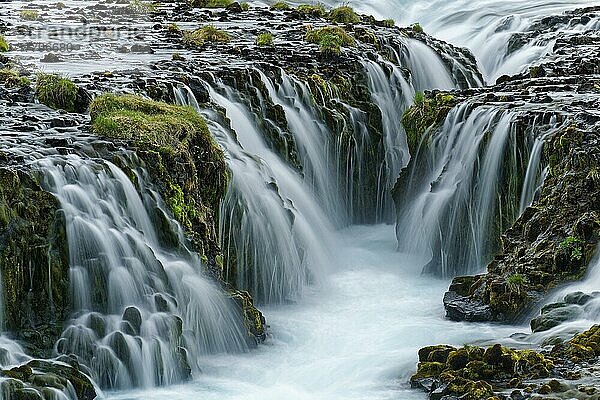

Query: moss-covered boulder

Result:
[0,359,96,400]
[89,94,265,341]
[0,167,70,356]
[35,73,90,113]
[411,343,555,399]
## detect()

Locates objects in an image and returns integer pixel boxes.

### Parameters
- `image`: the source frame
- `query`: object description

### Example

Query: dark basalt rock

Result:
[0,359,96,400]
[412,326,600,400]
[530,292,599,332]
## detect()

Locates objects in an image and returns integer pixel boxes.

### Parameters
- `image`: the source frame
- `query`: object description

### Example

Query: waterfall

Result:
[519,116,564,212]
[396,102,560,276]
[294,0,600,81]
[255,69,349,226]
[39,155,249,389]
[175,84,336,304]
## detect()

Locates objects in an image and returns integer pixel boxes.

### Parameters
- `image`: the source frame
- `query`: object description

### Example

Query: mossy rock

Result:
[401,91,457,154]
[327,6,360,24]
[0,168,70,356]
[567,325,600,359]
[183,25,230,47]
[35,73,89,113]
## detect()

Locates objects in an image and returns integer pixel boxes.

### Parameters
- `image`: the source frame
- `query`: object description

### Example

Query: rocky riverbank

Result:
[404,5,600,400]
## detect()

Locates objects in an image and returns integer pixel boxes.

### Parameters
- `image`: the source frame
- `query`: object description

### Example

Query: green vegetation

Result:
[411,23,423,33]
[167,23,181,34]
[172,52,186,61]
[89,94,215,157]
[0,35,8,52]
[256,32,274,47]
[506,273,525,286]
[166,183,198,231]
[327,6,359,23]
[35,73,78,112]
[402,92,457,153]
[506,274,526,294]
[270,1,291,10]
[305,26,355,55]
[183,25,230,47]
[382,19,395,27]
[128,0,156,13]
[0,68,30,88]
[559,236,584,261]
[240,2,250,11]
[20,10,40,21]
[188,0,233,8]
[296,4,326,17]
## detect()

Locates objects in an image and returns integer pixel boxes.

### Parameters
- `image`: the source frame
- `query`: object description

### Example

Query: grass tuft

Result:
[183,25,230,47]
[128,0,156,13]
[305,26,355,55]
[188,0,233,8]
[256,32,274,47]
[270,1,291,11]
[20,10,40,21]
[0,69,30,88]
[0,36,8,52]
[327,6,359,24]
[35,73,78,112]
[296,4,326,17]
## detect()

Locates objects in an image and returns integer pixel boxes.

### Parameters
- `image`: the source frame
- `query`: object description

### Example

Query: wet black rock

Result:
[531,292,599,332]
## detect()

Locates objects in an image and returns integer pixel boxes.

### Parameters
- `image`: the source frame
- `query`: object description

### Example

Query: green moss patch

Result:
[256,32,274,47]
[183,25,230,47]
[305,26,355,55]
[35,73,79,112]
[0,35,9,52]
[270,1,291,10]
[90,94,217,157]
[327,6,360,23]
[296,4,326,17]
[189,0,233,8]
[0,69,30,88]
[401,92,457,153]
[20,10,40,21]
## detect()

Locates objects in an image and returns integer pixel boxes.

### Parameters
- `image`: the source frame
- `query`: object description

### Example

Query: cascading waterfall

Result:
[519,116,564,212]
[396,102,560,277]
[289,0,600,81]
[175,83,336,304]
[39,155,249,389]
[255,69,349,226]
[174,38,474,300]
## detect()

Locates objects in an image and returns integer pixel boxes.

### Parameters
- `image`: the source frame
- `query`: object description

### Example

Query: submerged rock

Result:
[0,359,96,400]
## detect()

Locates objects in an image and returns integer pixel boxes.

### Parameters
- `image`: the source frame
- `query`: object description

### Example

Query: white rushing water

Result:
[273,0,600,81]
[40,155,250,389]
[105,225,519,400]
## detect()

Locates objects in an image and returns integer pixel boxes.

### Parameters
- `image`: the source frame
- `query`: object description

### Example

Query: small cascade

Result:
[519,116,565,212]
[303,0,597,81]
[175,84,336,304]
[396,102,560,277]
[39,155,249,389]
[361,58,413,222]
[527,253,600,343]
[255,69,349,225]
